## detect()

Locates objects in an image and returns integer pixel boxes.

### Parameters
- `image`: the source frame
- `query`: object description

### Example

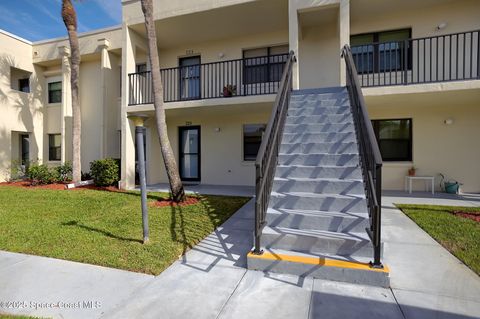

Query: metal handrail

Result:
[351,29,480,87]
[253,51,296,254]
[342,45,383,268]
[128,53,290,105]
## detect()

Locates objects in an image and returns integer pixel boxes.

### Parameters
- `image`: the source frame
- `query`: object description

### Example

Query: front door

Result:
[179,56,201,100]
[20,134,30,167]
[179,126,200,182]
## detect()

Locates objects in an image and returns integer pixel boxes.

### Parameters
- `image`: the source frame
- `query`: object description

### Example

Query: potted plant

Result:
[223,84,237,97]
[408,166,417,176]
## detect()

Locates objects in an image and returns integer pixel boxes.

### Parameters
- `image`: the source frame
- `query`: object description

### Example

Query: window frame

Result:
[242,45,289,85]
[48,134,61,162]
[242,123,266,162]
[371,118,412,162]
[48,81,62,104]
[351,28,412,74]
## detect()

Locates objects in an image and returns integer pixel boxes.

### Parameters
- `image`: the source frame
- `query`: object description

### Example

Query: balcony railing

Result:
[352,30,480,87]
[128,53,289,105]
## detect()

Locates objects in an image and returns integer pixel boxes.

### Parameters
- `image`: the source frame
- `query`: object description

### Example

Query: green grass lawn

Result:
[396,204,480,275]
[0,186,250,275]
[0,315,45,319]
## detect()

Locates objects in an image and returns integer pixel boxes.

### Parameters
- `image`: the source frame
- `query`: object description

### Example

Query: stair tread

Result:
[274,176,363,182]
[271,191,366,199]
[267,207,369,218]
[254,247,373,264]
[263,225,371,242]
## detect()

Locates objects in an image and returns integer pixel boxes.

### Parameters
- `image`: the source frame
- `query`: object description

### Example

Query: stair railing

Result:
[253,51,296,254]
[342,45,384,268]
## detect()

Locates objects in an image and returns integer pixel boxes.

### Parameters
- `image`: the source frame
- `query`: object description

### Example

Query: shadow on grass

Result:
[62,220,143,244]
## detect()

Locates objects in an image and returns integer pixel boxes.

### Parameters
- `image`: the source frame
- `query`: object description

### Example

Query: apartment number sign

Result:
[186,49,194,55]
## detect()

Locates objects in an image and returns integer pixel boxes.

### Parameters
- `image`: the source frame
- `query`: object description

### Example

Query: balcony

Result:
[351,30,480,87]
[128,53,289,106]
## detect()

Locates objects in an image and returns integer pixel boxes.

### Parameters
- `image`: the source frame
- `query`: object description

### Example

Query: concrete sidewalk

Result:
[1,194,480,319]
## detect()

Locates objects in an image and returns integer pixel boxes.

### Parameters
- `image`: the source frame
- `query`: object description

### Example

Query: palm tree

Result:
[61,0,81,182]
[140,0,185,202]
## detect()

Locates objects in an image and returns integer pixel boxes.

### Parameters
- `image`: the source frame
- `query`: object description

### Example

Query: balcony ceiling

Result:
[129,0,288,48]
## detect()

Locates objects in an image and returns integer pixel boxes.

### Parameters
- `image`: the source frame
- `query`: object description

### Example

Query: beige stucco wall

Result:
[141,103,271,186]
[366,89,480,193]
[351,0,480,39]
[32,27,122,64]
[122,0,257,25]
[0,31,44,181]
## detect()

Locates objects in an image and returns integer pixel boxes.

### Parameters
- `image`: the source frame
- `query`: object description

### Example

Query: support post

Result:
[129,115,149,244]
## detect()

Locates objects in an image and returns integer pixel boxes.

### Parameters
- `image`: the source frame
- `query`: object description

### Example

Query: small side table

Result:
[405,176,435,195]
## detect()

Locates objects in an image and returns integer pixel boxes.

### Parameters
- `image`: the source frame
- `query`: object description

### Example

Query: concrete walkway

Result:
[1,192,480,319]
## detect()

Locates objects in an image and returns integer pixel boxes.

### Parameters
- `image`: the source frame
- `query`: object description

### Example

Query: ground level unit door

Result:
[20,133,30,166]
[179,126,200,182]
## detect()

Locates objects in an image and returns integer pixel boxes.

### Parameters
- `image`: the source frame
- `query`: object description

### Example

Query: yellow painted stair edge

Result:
[248,251,390,273]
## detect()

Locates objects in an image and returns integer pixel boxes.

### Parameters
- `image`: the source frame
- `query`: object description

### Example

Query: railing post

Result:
[403,39,409,84]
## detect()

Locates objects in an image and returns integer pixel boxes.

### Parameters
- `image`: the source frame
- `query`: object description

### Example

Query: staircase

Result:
[247,87,389,287]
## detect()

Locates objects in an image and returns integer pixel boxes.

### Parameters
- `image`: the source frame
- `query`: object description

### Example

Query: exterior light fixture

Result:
[214,127,221,132]
[436,22,448,31]
[444,118,454,125]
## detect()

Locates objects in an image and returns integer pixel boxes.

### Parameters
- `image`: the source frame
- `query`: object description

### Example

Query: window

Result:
[243,45,289,84]
[10,67,31,92]
[372,119,412,161]
[48,134,61,161]
[136,63,147,73]
[48,82,62,104]
[243,124,266,161]
[351,29,411,74]
[18,78,30,93]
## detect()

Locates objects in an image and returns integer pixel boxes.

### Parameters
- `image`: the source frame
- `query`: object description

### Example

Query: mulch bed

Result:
[0,180,121,192]
[452,211,480,223]
[149,197,200,207]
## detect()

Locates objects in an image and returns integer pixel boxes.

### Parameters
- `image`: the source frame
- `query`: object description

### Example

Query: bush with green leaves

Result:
[27,164,59,185]
[55,162,73,182]
[8,159,28,181]
[90,158,119,186]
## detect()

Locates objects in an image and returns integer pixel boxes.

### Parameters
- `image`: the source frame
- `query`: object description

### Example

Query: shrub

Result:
[81,171,92,181]
[27,164,58,185]
[9,159,28,181]
[90,158,119,186]
[55,162,72,182]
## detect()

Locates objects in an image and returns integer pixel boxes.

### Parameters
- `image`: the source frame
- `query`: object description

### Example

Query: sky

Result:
[0,0,122,42]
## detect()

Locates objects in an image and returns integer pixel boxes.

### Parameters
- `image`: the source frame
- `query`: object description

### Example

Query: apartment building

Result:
[1,0,479,285]
[0,0,479,193]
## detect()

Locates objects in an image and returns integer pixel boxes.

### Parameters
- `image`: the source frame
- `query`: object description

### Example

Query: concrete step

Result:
[247,249,390,287]
[269,191,367,213]
[281,132,356,143]
[260,226,374,258]
[280,142,359,154]
[286,114,353,125]
[266,207,369,232]
[275,165,363,180]
[290,98,350,109]
[288,106,351,116]
[278,153,360,166]
[283,123,355,134]
[272,177,365,195]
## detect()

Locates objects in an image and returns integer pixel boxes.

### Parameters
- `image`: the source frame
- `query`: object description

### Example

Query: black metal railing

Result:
[352,30,480,87]
[342,45,383,268]
[253,51,296,254]
[128,53,289,105]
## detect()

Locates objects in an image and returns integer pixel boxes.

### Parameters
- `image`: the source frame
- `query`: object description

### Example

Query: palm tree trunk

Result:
[62,0,81,182]
[140,0,185,202]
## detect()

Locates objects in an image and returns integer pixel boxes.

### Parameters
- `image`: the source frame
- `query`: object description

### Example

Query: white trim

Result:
[0,28,32,45]
[32,25,122,45]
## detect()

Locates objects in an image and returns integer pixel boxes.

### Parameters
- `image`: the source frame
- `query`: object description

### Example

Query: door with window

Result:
[179,126,200,182]
[179,56,201,100]
[20,134,30,168]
